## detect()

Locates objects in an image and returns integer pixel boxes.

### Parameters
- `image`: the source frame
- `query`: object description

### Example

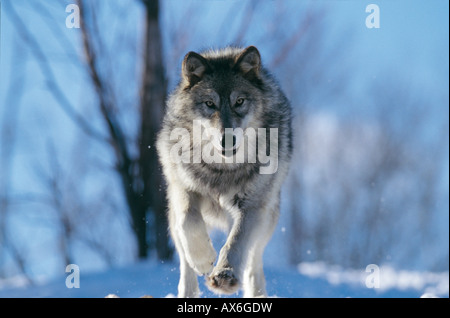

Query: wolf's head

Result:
[176,46,267,157]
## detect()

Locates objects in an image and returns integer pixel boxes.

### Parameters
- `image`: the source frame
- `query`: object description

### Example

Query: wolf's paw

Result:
[206,268,240,295]
[185,243,216,276]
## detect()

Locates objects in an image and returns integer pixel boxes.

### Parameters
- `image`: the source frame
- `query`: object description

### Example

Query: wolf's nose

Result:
[221,133,236,150]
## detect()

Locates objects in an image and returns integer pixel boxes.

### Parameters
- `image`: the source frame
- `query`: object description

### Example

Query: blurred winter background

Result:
[0,0,448,297]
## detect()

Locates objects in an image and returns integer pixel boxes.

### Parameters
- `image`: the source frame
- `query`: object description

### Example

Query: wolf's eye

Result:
[235,98,245,106]
[205,101,215,108]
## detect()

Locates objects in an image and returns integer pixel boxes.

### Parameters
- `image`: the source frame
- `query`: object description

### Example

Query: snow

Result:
[0,261,447,298]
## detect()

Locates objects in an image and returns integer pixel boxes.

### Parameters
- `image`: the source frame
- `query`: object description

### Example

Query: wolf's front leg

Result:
[206,208,252,295]
[206,201,276,295]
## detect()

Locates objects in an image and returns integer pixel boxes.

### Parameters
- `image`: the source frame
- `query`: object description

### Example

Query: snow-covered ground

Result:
[0,261,447,298]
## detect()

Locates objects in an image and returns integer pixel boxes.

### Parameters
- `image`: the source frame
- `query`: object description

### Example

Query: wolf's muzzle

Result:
[220,132,238,157]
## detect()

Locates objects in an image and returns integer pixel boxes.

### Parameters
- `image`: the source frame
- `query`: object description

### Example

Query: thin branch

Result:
[76,0,132,166]
[0,33,33,282]
[28,1,80,62]
[269,11,316,69]
[76,0,138,229]
[233,0,257,45]
[5,2,108,143]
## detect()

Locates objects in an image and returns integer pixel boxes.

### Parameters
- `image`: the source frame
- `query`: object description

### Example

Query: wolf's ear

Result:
[234,46,261,79]
[182,52,208,86]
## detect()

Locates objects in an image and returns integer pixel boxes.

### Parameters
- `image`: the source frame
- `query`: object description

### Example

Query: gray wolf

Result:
[156,46,292,297]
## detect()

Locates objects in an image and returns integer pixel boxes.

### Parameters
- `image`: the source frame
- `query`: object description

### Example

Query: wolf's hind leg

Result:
[242,239,269,297]
[242,208,278,297]
[170,228,200,298]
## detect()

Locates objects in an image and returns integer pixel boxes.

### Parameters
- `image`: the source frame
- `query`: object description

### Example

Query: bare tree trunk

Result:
[76,0,172,260]
[139,0,172,260]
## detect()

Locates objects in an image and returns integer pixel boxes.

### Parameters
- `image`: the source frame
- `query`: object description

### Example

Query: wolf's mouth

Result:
[220,133,237,157]
[221,148,238,157]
